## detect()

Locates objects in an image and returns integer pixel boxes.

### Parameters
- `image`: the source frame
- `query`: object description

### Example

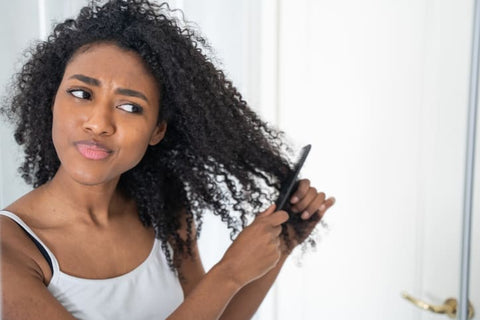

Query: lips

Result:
[74,140,113,160]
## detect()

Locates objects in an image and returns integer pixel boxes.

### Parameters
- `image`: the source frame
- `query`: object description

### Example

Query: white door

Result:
[250,0,480,319]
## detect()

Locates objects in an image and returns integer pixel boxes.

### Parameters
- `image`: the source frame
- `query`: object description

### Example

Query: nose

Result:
[82,103,115,136]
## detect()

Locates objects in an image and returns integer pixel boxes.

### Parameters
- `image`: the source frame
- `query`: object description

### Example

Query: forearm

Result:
[219,253,289,320]
[167,262,241,320]
[169,206,292,320]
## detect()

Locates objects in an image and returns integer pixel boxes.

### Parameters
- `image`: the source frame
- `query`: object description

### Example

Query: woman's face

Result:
[51,42,166,186]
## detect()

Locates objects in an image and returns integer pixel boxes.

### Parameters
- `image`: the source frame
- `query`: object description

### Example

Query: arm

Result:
[173,232,288,320]
[174,251,289,320]
[1,217,77,320]
[219,179,336,320]
[168,205,289,320]
[166,262,241,320]
[218,251,288,320]
[174,180,335,320]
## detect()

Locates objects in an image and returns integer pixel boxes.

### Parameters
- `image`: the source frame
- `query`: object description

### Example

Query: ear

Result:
[149,121,167,146]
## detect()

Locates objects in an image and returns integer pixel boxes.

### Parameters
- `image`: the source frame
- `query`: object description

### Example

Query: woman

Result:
[0,0,335,319]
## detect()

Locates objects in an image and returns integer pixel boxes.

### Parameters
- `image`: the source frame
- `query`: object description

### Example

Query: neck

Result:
[41,166,129,226]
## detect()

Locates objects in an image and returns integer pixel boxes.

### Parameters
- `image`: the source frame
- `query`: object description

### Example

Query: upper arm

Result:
[173,209,206,298]
[1,217,76,320]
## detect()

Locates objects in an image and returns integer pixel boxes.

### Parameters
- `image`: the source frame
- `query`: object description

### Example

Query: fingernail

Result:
[320,204,326,212]
[301,211,309,219]
[291,196,299,204]
[331,198,336,204]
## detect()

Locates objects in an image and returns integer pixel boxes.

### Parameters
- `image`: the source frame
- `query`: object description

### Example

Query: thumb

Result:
[257,204,276,218]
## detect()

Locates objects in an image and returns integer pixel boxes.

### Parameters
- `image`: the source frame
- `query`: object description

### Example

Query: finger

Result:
[291,187,319,213]
[302,192,327,220]
[272,225,283,237]
[268,210,289,226]
[314,197,336,220]
[257,204,276,218]
[290,179,310,204]
[319,197,336,213]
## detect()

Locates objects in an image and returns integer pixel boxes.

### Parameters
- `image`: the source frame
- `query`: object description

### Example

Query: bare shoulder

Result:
[1,190,75,319]
[3,185,45,219]
[1,186,53,283]
[0,213,52,284]
[1,215,75,319]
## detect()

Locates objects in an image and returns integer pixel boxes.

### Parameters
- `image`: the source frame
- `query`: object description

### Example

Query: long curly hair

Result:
[2,0,312,271]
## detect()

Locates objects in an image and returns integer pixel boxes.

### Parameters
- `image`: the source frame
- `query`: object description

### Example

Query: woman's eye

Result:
[67,89,91,99]
[117,104,143,114]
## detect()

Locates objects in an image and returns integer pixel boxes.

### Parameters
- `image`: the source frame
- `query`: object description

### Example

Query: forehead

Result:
[63,43,159,99]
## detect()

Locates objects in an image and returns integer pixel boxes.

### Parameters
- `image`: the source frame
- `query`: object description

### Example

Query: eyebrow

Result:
[69,74,100,86]
[115,88,149,103]
[68,74,149,103]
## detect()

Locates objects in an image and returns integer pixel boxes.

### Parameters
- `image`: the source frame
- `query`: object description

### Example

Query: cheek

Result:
[118,128,152,162]
[51,109,65,150]
[51,105,76,149]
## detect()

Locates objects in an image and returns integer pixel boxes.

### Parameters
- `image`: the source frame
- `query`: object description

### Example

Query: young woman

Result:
[0,1,335,319]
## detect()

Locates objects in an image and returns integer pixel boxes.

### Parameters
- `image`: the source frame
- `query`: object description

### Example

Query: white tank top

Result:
[0,210,184,320]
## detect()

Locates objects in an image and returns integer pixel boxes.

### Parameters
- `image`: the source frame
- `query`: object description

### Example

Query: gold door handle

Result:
[402,292,475,319]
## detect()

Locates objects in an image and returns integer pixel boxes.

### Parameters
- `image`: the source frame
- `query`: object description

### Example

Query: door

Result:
[250,0,480,319]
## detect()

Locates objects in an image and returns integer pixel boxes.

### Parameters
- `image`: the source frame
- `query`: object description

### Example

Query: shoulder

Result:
[0,214,52,283]
[0,215,75,319]
[2,185,45,217]
[1,187,53,284]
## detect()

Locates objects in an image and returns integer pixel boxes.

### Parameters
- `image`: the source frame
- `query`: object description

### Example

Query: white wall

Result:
[1,0,41,208]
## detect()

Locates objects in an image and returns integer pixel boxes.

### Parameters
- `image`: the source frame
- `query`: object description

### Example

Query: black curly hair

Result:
[2,0,316,271]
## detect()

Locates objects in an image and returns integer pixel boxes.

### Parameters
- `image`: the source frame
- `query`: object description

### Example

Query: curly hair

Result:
[2,0,315,271]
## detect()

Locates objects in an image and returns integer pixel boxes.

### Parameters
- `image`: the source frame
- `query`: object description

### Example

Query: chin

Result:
[65,166,119,187]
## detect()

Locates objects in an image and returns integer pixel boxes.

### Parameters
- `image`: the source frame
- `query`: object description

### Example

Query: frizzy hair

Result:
[2,0,315,271]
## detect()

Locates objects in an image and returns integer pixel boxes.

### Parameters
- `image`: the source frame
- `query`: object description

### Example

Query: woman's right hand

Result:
[219,204,289,287]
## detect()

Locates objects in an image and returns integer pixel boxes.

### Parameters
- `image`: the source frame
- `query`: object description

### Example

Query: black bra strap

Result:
[17,224,54,275]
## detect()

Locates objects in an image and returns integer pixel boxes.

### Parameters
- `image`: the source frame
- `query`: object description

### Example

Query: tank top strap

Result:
[0,210,60,275]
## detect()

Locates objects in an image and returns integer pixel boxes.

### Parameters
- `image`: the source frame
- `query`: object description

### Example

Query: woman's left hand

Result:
[283,179,335,250]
